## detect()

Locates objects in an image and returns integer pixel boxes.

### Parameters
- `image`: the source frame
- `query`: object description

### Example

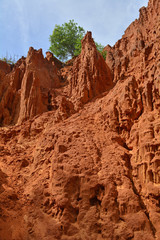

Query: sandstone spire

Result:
[70,31,113,105]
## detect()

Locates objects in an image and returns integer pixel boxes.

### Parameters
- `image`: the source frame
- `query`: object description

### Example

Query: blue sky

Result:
[0,0,148,60]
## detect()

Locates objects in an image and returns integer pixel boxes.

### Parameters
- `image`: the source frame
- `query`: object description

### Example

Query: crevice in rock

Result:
[126,153,156,237]
[122,142,132,151]
[147,81,154,111]
[90,196,101,206]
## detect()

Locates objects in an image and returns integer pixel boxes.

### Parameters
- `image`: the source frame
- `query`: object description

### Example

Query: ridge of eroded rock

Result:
[0,0,160,239]
[70,32,113,106]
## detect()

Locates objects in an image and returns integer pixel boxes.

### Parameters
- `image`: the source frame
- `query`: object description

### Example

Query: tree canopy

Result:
[49,20,106,61]
[49,20,85,61]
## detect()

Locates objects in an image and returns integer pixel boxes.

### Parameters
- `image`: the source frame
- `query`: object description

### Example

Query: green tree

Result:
[95,43,107,60]
[49,20,85,61]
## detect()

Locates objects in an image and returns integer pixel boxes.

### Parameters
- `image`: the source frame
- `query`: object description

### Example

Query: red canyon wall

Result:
[0,0,160,239]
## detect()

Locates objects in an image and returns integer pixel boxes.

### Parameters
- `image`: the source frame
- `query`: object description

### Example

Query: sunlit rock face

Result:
[70,31,113,106]
[0,48,61,126]
[0,0,160,239]
[17,47,61,124]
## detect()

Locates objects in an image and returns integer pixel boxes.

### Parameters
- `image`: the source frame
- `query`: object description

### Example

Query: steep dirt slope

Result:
[0,0,160,239]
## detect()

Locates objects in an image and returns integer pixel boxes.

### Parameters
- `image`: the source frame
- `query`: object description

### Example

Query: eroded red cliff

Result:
[70,32,112,107]
[0,0,160,239]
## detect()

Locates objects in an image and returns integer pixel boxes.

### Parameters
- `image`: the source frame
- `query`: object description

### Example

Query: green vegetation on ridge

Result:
[49,20,107,61]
